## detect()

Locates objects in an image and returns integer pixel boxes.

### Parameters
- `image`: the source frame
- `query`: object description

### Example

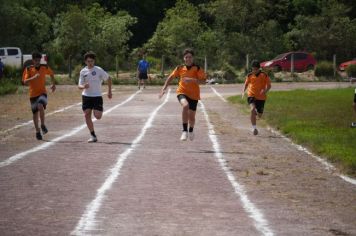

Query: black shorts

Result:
[82,96,103,111]
[30,94,47,114]
[177,94,198,111]
[354,93,356,103]
[138,72,148,80]
[247,97,265,114]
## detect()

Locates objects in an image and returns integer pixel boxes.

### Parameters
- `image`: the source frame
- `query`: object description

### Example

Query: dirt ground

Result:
[0,83,355,235]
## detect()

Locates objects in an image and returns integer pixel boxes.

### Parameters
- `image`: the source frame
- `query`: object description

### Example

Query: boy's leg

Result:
[84,109,94,132]
[93,110,103,120]
[250,103,257,126]
[33,111,40,132]
[178,95,189,141]
[38,104,45,126]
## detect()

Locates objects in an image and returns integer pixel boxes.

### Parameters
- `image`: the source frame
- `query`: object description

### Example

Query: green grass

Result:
[228,88,356,175]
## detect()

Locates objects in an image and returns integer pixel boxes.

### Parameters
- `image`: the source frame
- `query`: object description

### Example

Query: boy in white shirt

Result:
[78,51,112,142]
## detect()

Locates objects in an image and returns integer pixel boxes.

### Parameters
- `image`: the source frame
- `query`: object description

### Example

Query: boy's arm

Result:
[242,78,249,98]
[159,75,175,98]
[50,74,56,92]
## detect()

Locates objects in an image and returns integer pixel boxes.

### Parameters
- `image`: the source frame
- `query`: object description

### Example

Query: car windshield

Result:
[273,53,287,60]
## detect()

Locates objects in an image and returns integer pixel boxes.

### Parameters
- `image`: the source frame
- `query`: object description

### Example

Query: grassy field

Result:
[228,88,356,175]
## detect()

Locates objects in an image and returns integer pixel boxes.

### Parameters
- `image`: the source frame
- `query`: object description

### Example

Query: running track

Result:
[0,84,355,235]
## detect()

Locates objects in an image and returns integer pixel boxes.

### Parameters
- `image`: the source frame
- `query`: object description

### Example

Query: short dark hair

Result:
[84,51,96,60]
[251,60,260,68]
[183,48,194,56]
[32,52,42,60]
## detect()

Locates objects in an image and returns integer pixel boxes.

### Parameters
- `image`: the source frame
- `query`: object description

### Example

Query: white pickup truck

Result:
[0,47,47,69]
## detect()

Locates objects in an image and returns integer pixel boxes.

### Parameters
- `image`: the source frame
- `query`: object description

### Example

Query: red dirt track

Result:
[0,83,355,236]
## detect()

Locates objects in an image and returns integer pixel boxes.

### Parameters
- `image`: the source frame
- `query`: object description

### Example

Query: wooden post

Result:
[246,54,249,73]
[161,55,164,76]
[68,55,72,79]
[116,55,119,79]
[333,54,336,78]
[291,53,295,76]
[204,55,207,72]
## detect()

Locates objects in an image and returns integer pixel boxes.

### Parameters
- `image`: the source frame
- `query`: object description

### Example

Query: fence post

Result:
[68,55,72,79]
[246,54,249,73]
[204,55,207,72]
[333,54,337,78]
[291,53,295,76]
[116,55,119,79]
[161,55,164,76]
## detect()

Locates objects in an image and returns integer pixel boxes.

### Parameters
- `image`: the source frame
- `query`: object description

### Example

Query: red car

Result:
[261,51,316,72]
[339,59,356,71]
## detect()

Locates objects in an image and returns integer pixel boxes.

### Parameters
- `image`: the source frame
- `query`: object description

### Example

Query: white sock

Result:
[252,125,256,129]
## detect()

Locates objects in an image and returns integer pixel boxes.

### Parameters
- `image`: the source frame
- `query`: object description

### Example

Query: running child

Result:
[242,60,271,135]
[137,53,150,89]
[159,48,206,141]
[78,51,112,143]
[22,52,56,140]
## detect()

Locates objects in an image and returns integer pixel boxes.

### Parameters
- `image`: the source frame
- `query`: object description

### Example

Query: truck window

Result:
[0,49,4,56]
[7,49,19,56]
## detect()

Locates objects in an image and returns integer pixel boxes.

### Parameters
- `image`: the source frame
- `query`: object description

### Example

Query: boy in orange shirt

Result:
[22,52,56,140]
[242,60,271,135]
[159,48,206,141]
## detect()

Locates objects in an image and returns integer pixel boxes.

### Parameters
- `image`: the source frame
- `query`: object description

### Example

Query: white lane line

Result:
[0,91,114,135]
[200,101,273,236]
[71,89,171,236]
[210,86,227,102]
[0,90,141,168]
[212,87,356,186]
[267,127,356,186]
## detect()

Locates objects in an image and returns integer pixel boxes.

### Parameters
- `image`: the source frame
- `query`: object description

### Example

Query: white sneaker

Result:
[88,135,97,143]
[253,128,258,135]
[180,131,188,141]
[351,122,356,128]
[189,132,194,141]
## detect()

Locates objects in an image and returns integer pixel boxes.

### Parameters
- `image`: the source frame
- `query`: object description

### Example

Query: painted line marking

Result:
[211,87,356,186]
[0,90,141,168]
[0,91,114,135]
[210,86,227,102]
[71,89,171,235]
[267,127,356,186]
[200,101,274,236]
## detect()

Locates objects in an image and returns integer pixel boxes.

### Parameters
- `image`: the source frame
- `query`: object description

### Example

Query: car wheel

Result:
[273,65,281,72]
[307,64,314,71]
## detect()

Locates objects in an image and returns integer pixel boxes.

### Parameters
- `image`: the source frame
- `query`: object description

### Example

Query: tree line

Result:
[0,0,355,71]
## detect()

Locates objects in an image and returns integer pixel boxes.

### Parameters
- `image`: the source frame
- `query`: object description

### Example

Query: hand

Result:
[260,89,267,95]
[84,83,90,89]
[51,84,56,92]
[158,89,165,99]
[108,91,112,99]
[35,73,40,79]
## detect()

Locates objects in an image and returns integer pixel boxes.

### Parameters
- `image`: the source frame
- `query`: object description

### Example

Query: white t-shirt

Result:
[78,66,109,97]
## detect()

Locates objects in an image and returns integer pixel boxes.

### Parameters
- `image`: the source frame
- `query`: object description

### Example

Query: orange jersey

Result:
[169,64,206,100]
[245,71,271,100]
[22,65,54,98]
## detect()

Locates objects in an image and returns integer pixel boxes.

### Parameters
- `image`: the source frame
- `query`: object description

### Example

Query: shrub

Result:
[221,63,237,81]
[346,64,356,77]
[72,64,83,84]
[314,61,334,78]
[0,80,18,95]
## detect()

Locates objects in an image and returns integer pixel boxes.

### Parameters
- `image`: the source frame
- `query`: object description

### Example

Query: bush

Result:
[0,80,18,95]
[3,65,22,80]
[72,64,83,84]
[314,61,334,78]
[346,64,356,77]
[221,63,237,81]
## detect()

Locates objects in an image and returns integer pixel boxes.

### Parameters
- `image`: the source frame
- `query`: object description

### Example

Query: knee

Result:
[250,107,257,115]
[94,112,102,120]
[37,104,44,110]
[182,103,189,111]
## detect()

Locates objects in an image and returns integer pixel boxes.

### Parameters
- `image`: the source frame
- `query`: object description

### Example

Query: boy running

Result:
[78,51,112,143]
[350,77,356,128]
[137,54,150,89]
[242,60,271,135]
[22,52,56,140]
[159,48,206,141]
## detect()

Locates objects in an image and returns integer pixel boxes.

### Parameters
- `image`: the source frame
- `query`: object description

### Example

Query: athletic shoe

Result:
[189,132,195,141]
[253,128,258,135]
[36,132,42,140]
[88,135,97,143]
[41,125,48,134]
[351,122,356,128]
[180,131,188,141]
